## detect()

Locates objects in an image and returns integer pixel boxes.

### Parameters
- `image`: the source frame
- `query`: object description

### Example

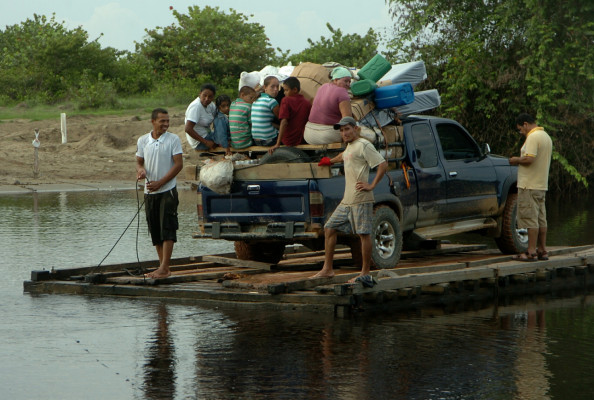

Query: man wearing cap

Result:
[303,66,353,145]
[312,116,388,282]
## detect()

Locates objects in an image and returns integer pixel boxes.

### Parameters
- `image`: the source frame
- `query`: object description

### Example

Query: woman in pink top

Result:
[304,67,353,144]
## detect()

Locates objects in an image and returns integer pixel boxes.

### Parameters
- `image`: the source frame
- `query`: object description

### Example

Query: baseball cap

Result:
[333,116,357,130]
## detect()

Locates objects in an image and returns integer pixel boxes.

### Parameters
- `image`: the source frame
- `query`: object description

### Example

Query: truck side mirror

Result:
[482,143,491,155]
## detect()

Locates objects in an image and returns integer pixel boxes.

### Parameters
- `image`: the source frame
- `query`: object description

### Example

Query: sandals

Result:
[537,250,549,261]
[512,252,538,262]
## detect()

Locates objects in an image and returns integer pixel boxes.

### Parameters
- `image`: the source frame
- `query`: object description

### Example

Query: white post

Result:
[60,113,67,144]
[32,129,40,178]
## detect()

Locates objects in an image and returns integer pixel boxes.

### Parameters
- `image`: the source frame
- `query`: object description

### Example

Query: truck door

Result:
[408,121,448,227]
[434,122,498,220]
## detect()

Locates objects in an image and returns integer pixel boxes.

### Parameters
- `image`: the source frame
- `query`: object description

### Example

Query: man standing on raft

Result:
[136,108,183,279]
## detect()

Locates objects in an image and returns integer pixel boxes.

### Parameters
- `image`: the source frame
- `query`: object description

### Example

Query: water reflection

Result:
[143,304,176,400]
[125,294,594,400]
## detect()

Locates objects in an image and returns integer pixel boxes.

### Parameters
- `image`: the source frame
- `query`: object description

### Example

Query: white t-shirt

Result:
[185,97,217,148]
[136,131,183,194]
[342,138,385,205]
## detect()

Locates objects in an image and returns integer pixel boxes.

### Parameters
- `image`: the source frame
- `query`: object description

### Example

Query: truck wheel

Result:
[234,241,286,264]
[494,193,529,254]
[372,205,403,269]
[258,147,310,164]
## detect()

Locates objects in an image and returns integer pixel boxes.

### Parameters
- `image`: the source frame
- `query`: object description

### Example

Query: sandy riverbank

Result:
[0,109,201,193]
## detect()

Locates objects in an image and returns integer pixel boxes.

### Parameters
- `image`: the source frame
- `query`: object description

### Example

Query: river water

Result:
[1,188,594,400]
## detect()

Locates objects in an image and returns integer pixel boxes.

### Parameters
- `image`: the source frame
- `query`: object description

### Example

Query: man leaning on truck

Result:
[312,116,388,283]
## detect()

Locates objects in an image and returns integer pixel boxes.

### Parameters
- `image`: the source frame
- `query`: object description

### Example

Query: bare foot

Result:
[311,270,335,279]
[144,269,171,279]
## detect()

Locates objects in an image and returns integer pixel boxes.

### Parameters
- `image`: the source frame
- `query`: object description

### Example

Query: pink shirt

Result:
[308,83,350,125]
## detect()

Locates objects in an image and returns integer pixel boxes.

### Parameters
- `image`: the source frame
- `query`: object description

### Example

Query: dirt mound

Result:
[0,109,192,184]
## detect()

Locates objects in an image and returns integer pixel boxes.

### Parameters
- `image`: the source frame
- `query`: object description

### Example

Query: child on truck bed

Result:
[268,77,312,154]
[212,94,231,155]
[251,76,280,146]
[230,86,257,149]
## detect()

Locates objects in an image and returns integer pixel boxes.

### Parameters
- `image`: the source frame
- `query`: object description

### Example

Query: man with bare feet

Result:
[312,116,387,282]
[136,108,183,279]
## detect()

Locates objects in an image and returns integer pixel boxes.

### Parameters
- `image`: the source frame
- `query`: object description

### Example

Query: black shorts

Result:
[144,188,179,245]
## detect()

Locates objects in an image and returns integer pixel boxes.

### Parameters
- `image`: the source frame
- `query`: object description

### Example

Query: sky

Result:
[1,0,395,54]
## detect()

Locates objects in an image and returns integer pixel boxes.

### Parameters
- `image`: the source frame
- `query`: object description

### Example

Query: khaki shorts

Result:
[325,203,373,235]
[303,121,342,144]
[517,188,547,229]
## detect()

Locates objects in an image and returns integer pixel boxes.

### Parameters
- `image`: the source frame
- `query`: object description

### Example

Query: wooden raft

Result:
[24,244,594,315]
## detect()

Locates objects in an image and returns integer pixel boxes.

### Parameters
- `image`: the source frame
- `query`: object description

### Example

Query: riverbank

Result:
[0,109,195,188]
[0,180,194,195]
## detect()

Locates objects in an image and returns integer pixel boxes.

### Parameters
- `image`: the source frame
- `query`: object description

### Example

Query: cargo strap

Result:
[402,162,411,189]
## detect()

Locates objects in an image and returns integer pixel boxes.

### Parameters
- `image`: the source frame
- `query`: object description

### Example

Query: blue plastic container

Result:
[374,82,415,109]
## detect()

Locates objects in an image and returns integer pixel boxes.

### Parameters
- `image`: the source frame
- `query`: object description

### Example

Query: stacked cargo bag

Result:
[290,62,330,103]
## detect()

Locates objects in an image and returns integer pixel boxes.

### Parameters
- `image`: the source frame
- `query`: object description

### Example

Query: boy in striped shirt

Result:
[229,86,257,149]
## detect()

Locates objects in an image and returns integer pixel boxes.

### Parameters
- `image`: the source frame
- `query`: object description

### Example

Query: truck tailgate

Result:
[202,180,310,223]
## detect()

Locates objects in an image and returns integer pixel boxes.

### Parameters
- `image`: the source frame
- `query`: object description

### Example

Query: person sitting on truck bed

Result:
[268,77,312,154]
[303,67,353,145]
[230,86,257,149]
[312,116,387,282]
[251,76,281,146]
[212,94,232,155]
[184,83,217,151]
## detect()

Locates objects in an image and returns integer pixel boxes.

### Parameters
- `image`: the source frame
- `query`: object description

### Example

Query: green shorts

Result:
[324,203,373,235]
[144,188,179,245]
[517,188,547,229]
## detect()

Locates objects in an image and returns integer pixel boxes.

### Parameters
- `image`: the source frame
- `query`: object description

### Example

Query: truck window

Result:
[436,123,481,160]
[411,123,438,168]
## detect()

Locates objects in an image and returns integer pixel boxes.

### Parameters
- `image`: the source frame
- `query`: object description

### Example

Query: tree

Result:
[386,0,593,190]
[287,23,380,68]
[0,14,121,104]
[137,6,274,88]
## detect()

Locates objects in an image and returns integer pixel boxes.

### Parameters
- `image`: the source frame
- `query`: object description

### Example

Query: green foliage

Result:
[386,0,593,190]
[0,14,121,104]
[287,23,379,67]
[68,71,118,110]
[137,6,274,85]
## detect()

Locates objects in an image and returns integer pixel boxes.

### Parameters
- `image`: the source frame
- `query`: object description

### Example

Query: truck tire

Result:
[258,147,310,164]
[372,205,403,269]
[494,193,529,254]
[234,241,286,264]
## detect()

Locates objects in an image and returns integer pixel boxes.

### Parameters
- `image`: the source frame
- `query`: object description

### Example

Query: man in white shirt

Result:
[136,108,183,278]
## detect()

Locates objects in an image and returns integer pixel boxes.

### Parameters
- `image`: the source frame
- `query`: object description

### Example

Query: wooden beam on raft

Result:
[202,255,274,271]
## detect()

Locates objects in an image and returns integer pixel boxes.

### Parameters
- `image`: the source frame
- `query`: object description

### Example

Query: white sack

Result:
[199,159,234,194]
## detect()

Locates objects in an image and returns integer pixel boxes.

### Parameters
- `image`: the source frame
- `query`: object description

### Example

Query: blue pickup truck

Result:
[194,116,525,268]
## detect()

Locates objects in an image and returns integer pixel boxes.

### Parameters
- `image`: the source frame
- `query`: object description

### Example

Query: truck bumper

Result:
[193,222,322,240]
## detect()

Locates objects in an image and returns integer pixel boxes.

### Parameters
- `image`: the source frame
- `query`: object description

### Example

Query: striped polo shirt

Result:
[251,93,279,141]
[229,98,253,149]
